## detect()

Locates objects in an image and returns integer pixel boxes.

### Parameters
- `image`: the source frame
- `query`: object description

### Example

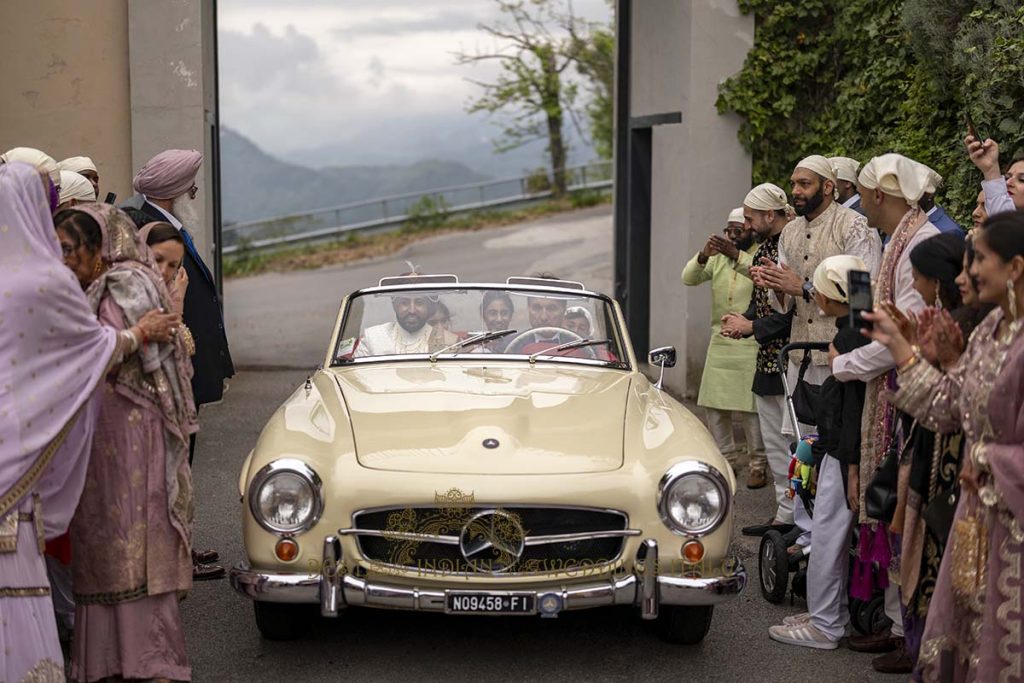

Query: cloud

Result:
[218,23,339,95]
[331,9,485,39]
[216,1,613,159]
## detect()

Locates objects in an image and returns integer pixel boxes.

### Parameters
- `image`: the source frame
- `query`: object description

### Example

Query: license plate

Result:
[445,591,535,615]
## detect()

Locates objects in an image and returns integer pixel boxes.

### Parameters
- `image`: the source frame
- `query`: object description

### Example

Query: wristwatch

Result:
[801,281,815,303]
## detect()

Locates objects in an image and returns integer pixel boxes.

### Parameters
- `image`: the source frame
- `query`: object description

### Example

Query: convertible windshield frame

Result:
[329,282,632,371]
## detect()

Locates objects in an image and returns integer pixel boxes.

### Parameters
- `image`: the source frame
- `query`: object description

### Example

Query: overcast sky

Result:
[217,0,613,162]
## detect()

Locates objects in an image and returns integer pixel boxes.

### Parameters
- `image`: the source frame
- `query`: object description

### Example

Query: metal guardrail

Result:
[222,161,613,255]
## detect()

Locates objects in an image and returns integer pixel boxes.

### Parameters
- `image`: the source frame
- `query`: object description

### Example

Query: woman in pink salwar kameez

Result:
[866,210,1024,682]
[54,203,198,683]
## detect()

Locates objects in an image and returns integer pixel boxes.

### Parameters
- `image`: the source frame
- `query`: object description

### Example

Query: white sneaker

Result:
[768,622,839,650]
[783,612,811,626]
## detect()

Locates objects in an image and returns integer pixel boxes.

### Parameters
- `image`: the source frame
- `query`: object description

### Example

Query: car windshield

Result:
[332,286,628,368]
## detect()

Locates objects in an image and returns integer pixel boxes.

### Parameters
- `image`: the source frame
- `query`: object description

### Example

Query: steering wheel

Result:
[503,327,597,359]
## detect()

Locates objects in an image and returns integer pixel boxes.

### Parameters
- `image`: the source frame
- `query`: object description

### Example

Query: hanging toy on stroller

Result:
[788,435,818,500]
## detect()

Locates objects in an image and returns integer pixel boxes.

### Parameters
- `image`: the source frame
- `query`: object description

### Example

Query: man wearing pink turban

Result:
[131,149,234,580]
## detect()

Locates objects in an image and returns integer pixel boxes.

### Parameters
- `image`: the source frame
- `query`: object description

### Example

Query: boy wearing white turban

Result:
[830,152,942,666]
[768,255,871,650]
[682,208,765,480]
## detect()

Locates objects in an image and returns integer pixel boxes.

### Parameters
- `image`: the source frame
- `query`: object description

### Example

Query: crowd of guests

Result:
[0,145,233,681]
[685,136,1024,681]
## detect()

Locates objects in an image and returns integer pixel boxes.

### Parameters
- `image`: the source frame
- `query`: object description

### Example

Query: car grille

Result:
[350,505,630,576]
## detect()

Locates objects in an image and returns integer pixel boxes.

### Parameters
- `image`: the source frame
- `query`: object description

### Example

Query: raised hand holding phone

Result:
[847,269,873,330]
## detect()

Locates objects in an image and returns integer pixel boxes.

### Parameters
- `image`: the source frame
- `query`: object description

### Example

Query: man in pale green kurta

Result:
[682,208,765,480]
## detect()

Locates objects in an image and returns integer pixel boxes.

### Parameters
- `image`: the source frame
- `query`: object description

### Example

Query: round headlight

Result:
[657,463,729,537]
[248,460,323,534]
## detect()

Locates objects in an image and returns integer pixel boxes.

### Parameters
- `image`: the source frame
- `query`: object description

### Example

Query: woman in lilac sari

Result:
[866,210,1024,682]
[0,163,177,682]
[52,203,199,682]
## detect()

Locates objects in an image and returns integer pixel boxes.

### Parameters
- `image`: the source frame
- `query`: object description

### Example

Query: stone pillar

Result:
[128,0,217,264]
[624,0,753,397]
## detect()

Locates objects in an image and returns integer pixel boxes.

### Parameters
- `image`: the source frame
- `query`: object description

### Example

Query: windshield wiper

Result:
[428,329,517,362]
[528,338,611,363]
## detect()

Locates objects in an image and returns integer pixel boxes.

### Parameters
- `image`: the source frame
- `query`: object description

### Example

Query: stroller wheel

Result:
[860,595,893,635]
[759,529,789,603]
[849,598,867,635]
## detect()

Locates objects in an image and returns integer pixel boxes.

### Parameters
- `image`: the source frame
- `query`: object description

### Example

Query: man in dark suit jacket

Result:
[920,193,965,241]
[130,149,234,579]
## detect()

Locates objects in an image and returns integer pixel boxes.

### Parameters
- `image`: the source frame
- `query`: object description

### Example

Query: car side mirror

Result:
[648,346,676,390]
[648,346,676,369]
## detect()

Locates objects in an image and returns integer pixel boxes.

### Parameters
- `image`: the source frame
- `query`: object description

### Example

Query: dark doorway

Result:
[622,126,652,357]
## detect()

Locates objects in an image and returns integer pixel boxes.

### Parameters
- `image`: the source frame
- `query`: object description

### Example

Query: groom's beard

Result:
[171,194,200,229]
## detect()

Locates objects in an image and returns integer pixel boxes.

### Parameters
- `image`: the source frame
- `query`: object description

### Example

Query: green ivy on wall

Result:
[716,0,1024,225]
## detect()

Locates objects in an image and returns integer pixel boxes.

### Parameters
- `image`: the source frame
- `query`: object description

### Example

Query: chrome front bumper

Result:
[229,537,746,618]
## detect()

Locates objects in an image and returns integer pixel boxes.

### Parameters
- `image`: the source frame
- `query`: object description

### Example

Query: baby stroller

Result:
[757,343,889,636]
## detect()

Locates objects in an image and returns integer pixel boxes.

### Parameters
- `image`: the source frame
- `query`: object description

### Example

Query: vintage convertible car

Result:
[230,275,746,642]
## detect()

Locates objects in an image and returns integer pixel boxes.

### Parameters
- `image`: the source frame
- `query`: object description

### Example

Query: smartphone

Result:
[848,269,873,330]
[104,191,117,204]
[965,112,983,143]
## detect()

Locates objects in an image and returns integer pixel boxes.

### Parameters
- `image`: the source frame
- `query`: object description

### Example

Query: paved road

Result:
[191,211,890,681]
[224,205,615,368]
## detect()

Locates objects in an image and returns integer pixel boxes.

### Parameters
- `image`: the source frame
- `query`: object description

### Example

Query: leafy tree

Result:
[573,20,615,160]
[456,0,588,197]
[716,0,1024,223]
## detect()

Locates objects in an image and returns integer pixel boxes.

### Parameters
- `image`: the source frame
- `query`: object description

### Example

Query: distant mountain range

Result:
[220,118,596,224]
[220,128,490,224]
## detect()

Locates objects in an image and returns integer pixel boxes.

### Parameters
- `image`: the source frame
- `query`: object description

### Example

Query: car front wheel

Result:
[655,605,714,644]
[254,601,314,641]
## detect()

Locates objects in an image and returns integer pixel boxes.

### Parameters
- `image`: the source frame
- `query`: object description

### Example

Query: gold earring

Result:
[92,259,103,278]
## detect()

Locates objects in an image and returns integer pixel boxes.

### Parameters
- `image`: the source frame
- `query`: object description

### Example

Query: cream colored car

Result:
[230,276,745,642]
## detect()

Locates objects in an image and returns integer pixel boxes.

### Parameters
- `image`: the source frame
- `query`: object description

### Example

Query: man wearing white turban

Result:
[57,170,96,210]
[682,207,765,482]
[723,184,799,517]
[830,156,864,215]
[758,154,882,399]
[829,152,941,670]
[58,156,99,198]
[1,147,60,189]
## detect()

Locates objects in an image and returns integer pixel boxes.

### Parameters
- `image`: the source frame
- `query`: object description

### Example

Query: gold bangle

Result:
[180,325,196,356]
[897,346,920,373]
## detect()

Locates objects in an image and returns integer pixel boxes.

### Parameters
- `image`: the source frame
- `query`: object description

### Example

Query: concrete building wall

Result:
[0,1,134,200]
[0,0,217,266]
[628,0,754,397]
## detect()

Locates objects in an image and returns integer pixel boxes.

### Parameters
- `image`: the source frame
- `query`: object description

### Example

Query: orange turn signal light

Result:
[275,538,299,562]
[682,540,705,564]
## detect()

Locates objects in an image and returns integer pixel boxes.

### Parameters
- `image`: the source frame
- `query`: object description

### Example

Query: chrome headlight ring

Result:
[247,458,324,535]
[656,461,730,537]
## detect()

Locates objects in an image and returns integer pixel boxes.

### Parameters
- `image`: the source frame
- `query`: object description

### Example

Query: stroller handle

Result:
[777,342,831,371]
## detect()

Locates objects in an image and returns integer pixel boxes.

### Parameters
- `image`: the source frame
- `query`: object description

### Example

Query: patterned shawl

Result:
[77,203,197,546]
[0,163,116,517]
[858,206,928,523]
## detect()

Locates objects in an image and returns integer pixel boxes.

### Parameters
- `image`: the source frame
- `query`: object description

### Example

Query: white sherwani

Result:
[356,322,456,357]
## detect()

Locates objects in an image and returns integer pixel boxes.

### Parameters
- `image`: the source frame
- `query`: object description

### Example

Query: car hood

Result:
[330,363,631,474]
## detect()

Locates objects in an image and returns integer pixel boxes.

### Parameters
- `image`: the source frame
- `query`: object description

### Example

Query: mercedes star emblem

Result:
[482,438,500,449]
[459,509,525,573]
